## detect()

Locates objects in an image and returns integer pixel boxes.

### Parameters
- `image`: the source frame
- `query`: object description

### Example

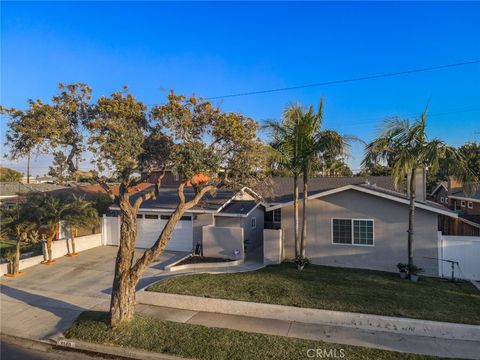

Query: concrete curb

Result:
[50,334,189,360]
[165,258,244,272]
[137,291,480,341]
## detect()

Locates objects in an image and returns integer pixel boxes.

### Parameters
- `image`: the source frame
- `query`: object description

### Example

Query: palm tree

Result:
[28,193,73,263]
[64,195,99,256]
[265,106,303,257]
[295,99,349,259]
[362,111,477,276]
[1,204,36,276]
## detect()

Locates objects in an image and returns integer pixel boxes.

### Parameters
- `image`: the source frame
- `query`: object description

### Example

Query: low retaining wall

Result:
[1,233,103,276]
[136,291,480,341]
[165,258,244,272]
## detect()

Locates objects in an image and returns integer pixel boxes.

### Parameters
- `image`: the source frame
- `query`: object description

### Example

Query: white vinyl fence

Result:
[438,232,480,281]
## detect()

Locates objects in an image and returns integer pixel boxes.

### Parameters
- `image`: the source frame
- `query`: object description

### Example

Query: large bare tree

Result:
[2,84,265,327]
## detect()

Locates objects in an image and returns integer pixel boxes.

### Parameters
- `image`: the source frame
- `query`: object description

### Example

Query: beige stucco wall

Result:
[193,213,214,245]
[280,190,439,276]
[202,225,244,260]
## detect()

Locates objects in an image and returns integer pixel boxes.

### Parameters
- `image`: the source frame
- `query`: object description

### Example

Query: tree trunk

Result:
[26,152,31,184]
[293,174,299,258]
[407,169,416,277]
[71,226,77,254]
[300,170,308,258]
[47,232,55,262]
[13,240,21,274]
[109,195,138,328]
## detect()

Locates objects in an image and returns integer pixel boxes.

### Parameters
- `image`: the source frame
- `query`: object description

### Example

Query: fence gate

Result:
[439,234,480,281]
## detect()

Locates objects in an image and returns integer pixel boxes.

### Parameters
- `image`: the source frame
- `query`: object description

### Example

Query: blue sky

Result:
[1,1,480,176]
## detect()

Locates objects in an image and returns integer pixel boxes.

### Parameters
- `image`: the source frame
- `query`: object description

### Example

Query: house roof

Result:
[0,182,66,197]
[218,200,258,215]
[449,184,480,202]
[267,182,458,218]
[431,181,448,196]
[254,176,401,203]
[126,186,239,213]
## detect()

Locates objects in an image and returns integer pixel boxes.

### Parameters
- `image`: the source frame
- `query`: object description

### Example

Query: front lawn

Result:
[147,263,480,325]
[65,311,443,360]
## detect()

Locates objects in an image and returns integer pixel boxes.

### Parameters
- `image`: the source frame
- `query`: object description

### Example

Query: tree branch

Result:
[133,169,167,211]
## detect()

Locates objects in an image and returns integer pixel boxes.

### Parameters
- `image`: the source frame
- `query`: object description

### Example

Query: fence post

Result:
[101,214,107,246]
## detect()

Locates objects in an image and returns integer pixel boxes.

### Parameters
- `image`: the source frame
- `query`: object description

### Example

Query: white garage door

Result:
[136,215,193,252]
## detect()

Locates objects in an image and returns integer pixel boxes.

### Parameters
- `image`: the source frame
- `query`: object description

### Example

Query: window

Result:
[440,197,444,203]
[160,215,191,221]
[468,202,473,209]
[137,214,143,219]
[144,214,159,220]
[445,197,448,205]
[251,217,256,229]
[332,219,374,246]
[461,200,466,207]
[264,209,281,229]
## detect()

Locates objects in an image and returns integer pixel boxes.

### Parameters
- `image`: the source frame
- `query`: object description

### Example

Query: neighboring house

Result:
[431,178,480,234]
[106,186,264,261]
[0,182,66,208]
[21,175,57,184]
[263,175,458,277]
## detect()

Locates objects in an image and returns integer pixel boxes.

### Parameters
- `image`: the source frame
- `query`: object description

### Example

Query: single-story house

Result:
[104,173,463,276]
[107,186,264,261]
[262,173,458,276]
[0,182,66,208]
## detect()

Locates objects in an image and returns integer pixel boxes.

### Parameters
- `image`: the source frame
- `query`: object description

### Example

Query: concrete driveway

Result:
[0,245,187,340]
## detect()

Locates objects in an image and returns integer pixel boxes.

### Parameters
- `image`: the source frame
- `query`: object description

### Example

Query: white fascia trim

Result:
[267,185,458,218]
[449,195,480,203]
[109,206,217,214]
[431,183,448,196]
[215,202,265,218]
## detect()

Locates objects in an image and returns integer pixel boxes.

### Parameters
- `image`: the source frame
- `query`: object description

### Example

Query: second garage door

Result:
[136,214,193,252]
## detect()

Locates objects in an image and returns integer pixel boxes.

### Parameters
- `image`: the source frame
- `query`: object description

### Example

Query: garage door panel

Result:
[136,218,193,251]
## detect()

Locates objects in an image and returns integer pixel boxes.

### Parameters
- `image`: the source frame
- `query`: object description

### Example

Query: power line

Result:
[205,59,480,100]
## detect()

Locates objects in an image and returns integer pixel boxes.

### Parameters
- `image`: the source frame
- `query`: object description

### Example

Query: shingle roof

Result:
[0,182,66,196]
[254,176,400,203]
[449,185,480,200]
[219,200,258,215]
[131,186,238,212]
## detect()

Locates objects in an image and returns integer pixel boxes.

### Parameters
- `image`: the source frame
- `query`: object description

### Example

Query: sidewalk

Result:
[136,303,480,360]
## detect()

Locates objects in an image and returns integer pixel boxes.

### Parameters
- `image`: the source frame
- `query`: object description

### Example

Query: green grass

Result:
[0,240,42,257]
[65,311,445,360]
[147,262,480,325]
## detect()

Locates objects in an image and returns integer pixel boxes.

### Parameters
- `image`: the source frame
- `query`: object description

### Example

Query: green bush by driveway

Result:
[66,311,444,360]
[147,263,480,325]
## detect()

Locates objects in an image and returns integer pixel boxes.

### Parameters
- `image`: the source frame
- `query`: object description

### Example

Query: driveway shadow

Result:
[1,285,86,337]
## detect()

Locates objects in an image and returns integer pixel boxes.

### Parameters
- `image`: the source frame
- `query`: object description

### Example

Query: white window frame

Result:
[331,218,375,247]
[440,197,444,203]
[461,200,466,207]
[468,201,473,209]
[445,197,448,205]
[251,217,256,229]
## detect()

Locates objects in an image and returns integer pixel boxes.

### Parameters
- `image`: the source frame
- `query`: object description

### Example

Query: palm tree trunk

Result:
[46,231,55,262]
[70,226,77,255]
[14,240,21,274]
[407,169,416,277]
[293,174,299,258]
[300,169,308,258]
